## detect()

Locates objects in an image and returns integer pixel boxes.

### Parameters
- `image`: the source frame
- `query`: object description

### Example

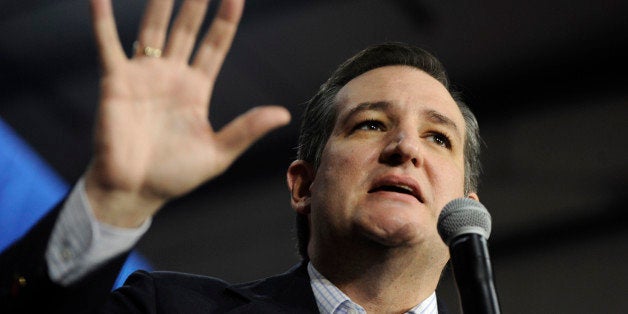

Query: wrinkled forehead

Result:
[333,65,465,133]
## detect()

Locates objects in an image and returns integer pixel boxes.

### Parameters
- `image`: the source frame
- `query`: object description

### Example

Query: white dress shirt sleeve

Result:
[45,178,151,286]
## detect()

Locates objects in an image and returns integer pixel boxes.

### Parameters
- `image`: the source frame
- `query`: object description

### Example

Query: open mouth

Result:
[368,184,422,202]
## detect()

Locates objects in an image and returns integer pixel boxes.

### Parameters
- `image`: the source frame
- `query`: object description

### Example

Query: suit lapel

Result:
[225,261,319,313]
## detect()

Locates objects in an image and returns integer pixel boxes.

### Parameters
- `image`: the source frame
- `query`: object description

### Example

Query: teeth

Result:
[395,185,413,193]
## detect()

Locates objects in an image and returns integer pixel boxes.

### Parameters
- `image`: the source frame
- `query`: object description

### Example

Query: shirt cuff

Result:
[45,178,151,286]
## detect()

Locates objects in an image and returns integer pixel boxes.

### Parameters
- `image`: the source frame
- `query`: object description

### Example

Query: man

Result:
[1,0,482,312]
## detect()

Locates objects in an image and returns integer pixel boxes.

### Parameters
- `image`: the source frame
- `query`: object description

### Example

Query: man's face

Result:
[305,65,475,255]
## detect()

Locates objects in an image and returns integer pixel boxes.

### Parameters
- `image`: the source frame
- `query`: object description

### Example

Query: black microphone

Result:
[437,198,501,314]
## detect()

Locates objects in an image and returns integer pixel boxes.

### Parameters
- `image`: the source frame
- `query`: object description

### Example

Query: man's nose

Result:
[379,132,422,167]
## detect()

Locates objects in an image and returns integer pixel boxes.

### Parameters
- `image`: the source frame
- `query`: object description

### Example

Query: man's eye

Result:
[354,120,386,131]
[426,133,452,149]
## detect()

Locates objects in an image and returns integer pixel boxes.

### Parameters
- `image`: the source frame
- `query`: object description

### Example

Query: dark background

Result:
[2,0,627,312]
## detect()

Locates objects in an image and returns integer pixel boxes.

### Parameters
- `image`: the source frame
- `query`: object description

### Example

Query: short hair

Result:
[295,42,482,259]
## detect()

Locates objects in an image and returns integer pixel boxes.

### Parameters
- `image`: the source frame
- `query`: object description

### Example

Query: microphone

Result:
[437,198,501,314]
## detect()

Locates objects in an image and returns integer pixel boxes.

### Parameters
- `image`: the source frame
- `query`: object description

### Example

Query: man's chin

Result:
[358,222,422,248]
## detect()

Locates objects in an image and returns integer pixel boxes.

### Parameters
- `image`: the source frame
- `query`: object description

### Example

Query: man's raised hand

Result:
[85,0,290,227]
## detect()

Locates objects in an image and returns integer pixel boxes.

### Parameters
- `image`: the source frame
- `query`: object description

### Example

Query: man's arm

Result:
[46,178,150,286]
[0,195,129,314]
[1,0,290,312]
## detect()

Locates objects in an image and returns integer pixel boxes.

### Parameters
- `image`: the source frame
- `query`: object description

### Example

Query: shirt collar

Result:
[307,262,438,314]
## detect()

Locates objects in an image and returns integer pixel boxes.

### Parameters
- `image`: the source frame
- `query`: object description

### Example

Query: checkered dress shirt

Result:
[307,262,438,314]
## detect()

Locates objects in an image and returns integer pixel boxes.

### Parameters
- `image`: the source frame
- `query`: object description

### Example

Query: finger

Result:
[90,0,126,71]
[163,0,211,61]
[215,105,291,160]
[135,0,175,57]
[192,0,244,80]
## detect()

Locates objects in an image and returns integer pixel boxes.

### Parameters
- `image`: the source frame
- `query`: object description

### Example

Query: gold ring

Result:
[133,41,162,58]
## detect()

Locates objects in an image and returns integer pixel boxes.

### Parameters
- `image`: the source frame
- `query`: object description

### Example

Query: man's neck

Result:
[310,239,447,313]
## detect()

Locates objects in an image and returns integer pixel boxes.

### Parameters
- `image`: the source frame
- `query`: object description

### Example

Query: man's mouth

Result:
[370,185,414,195]
[368,180,423,203]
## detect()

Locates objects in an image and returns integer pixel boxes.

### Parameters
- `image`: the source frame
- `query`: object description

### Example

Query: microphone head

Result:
[437,198,492,245]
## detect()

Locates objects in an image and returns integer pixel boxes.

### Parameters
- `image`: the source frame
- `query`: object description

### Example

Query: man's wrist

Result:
[45,178,151,285]
[84,168,163,228]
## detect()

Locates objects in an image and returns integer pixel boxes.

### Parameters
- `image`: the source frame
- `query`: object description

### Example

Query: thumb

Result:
[215,105,291,159]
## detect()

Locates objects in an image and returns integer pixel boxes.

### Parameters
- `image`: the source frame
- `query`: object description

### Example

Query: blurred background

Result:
[1,0,627,312]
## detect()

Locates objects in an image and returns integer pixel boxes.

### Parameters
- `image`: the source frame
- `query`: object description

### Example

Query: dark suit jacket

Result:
[101,262,318,313]
[1,200,449,313]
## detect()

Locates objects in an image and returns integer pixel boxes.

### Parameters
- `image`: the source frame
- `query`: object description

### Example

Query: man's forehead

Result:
[334,66,464,130]
[336,66,454,104]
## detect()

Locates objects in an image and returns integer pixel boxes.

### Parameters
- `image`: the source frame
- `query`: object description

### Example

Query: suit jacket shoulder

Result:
[101,261,319,313]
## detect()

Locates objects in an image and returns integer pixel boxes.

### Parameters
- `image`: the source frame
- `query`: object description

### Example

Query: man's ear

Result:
[467,192,480,201]
[286,160,315,214]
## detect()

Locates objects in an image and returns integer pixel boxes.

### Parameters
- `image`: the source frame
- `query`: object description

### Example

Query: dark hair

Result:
[295,42,481,259]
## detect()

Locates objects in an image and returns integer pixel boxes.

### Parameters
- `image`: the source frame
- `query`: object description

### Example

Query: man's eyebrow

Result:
[340,101,391,125]
[425,109,463,141]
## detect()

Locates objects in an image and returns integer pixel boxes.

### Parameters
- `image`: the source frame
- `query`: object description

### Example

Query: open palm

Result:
[85,0,290,227]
